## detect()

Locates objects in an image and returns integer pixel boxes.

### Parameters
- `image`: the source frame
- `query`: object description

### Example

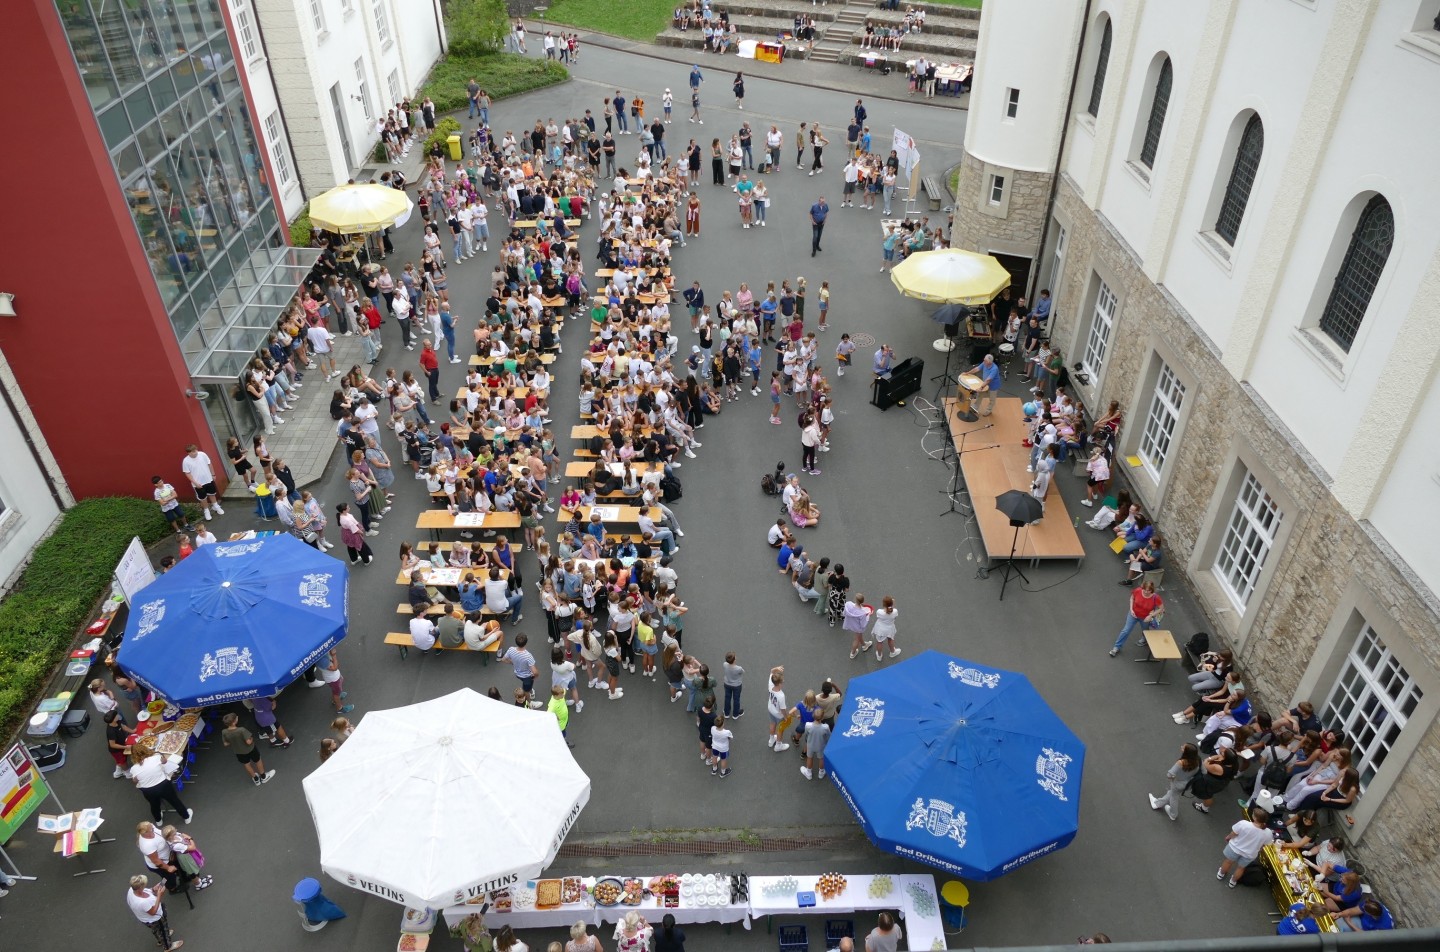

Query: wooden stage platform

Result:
[944,396,1086,565]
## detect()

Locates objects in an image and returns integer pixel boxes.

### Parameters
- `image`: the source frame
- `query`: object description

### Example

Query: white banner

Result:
[892,128,920,177]
[115,536,156,604]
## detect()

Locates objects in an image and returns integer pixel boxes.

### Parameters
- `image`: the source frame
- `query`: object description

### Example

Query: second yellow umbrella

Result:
[308,183,413,234]
[890,249,1012,305]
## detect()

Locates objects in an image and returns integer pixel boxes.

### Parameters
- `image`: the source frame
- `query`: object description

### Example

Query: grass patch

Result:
[418,52,569,115]
[929,0,984,8]
[948,166,960,198]
[539,0,674,41]
[0,498,184,738]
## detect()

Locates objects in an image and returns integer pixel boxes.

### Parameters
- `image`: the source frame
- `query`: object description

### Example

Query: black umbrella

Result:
[994,490,1043,601]
[995,490,1044,525]
[930,303,968,326]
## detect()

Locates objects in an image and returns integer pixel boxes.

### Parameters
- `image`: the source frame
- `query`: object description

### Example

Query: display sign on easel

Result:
[0,744,48,844]
[114,535,156,604]
[893,127,922,202]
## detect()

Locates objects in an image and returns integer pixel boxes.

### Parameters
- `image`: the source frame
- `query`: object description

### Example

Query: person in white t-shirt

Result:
[306,322,337,380]
[408,613,438,652]
[709,714,733,777]
[181,444,224,521]
[1218,810,1273,887]
[126,874,181,950]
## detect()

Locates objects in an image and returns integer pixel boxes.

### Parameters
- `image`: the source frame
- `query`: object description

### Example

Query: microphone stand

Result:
[939,443,1000,517]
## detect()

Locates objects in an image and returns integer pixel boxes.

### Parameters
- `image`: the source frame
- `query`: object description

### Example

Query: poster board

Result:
[114,535,156,604]
[892,128,921,195]
[1,745,49,844]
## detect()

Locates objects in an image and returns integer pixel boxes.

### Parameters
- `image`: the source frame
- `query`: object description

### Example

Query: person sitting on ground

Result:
[1274,700,1323,737]
[1174,669,1246,725]
[767,518,792,548]
[1122,534,1163,585]
[1188,647,1234,695]
[788,488,821,528]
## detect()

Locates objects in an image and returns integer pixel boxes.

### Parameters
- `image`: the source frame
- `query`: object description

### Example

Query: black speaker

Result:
[1009,518,1026,528]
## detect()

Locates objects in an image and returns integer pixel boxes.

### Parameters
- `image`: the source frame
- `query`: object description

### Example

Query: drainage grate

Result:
[851,333,876,347]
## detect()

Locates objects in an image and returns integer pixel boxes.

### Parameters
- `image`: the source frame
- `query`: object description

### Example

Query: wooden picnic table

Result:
[415,510,522,541]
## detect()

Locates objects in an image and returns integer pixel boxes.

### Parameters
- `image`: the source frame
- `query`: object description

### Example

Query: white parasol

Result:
[302,688,589,909]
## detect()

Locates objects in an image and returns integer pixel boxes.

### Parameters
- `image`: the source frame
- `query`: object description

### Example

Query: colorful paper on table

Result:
[77,808,104,833]
[592,506,620,520]
[1109,537,1127,554]
[452,513,485,528]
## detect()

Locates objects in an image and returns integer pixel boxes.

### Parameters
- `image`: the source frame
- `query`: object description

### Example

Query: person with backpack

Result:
[1147,742,1200,821]
[1243,728,1299,811]
[1217,809,1273,888]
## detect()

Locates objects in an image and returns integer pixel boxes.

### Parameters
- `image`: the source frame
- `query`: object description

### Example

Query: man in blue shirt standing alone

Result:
[969,353,1003,416]
[809,195,829,257]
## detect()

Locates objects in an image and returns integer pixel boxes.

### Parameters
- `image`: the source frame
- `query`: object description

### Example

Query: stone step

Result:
[864,0,980,22]
[653,31,813,58]
[854,12,978,38]
[809,48,841,62]
[840,30,976,59]
[709,1,839,22]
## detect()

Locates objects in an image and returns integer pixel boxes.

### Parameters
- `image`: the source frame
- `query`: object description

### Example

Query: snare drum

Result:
[998,342,1015,355]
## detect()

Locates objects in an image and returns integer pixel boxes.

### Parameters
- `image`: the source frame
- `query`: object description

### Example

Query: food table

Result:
[748,874,945,950]
[1258,842,1338,932]
[439,872,944,945]
[441,874,750,933]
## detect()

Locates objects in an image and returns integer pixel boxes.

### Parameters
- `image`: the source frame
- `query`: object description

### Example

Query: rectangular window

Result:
[1080,278,1116,381]
[1005,87,1020,119]
[1212,471,1283,609]
[1138,362,1185,477]
[309,0,326,33]
[235,7,259,61]
[372,0,392,46]
[989,174,1005,205]
[387,69,401,109]
[264,112,294,186]
[355,59,372,120]
[340,0,353,12]
[1049,225,1068,297]
[1322,623,1423,789]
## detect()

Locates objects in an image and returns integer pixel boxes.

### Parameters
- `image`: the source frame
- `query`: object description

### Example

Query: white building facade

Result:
[965,0,1440,923]
[236,0,445,214]
[0,352,70,592]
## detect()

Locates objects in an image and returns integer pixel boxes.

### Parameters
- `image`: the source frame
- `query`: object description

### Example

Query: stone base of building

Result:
[1046,172,1440,925]
[949,149,1053,266]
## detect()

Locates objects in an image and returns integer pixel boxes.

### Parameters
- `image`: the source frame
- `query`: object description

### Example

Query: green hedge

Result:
[417,53,568,115]
[0,498,182,737]
[289,203,314,248]
[425,117,463,155]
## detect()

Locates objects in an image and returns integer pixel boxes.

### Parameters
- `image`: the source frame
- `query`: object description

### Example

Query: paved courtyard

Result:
[0,43,1282,950]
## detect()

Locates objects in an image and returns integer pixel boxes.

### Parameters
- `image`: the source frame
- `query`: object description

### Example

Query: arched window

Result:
[1318,195,1393,352]
[1139,57,1172,169]
[1087,19,1112,117]
[1214,114,1263,245]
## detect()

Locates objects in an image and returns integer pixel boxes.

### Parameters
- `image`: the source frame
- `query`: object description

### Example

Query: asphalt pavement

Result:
[0,46,1279,951]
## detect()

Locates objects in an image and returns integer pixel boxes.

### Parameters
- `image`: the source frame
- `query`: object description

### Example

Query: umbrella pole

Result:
[997,523,1030,600]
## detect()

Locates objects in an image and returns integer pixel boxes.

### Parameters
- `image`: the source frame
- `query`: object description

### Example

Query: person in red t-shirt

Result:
[1111,579,1163,656]
[419,339,440,403]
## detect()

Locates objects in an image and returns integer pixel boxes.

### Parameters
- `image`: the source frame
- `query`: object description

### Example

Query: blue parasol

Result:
[116,535,348,707]
[825,650,1084,881]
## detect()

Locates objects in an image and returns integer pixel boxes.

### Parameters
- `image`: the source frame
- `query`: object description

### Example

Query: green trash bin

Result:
[447,134,462,161]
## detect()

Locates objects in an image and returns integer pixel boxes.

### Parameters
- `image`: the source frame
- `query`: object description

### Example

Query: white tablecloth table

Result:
[442,873,753,935]
[748,873,945,951]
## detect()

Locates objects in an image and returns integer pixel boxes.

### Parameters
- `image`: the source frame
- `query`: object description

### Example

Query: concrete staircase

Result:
[809,2,870,63]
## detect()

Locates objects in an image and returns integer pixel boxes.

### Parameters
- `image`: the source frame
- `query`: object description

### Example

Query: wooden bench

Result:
[384,631,502,662]
[920,175,945,211]
[416,540,496,554]
[513,219,581,230]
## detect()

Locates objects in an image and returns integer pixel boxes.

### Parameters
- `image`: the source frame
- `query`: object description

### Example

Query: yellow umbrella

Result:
[308,183,414,234]
[890,249,1012,305]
